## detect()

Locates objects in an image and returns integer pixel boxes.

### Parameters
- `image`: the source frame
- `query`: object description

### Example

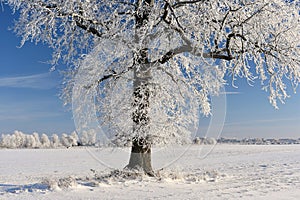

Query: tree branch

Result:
[154,44,233,65]
[173,0,206,9]
[33,1,105,38]
[155,45,192,64]
[83,71,117,89]
[75,21,102,38]
[84,63,134,89]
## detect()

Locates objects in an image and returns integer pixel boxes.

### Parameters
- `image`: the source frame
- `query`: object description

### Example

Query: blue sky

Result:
[1,5,299,138]
[0,7,75,135]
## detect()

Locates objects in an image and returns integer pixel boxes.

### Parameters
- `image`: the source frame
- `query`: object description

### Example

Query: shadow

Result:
[0,183,49,194]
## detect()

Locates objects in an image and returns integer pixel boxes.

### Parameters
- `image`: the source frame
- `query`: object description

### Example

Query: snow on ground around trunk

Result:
[0,145,299,199]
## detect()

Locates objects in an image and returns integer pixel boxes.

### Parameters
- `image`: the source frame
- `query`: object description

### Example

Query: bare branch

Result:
[75,21,102,38]
[173,0,205,9]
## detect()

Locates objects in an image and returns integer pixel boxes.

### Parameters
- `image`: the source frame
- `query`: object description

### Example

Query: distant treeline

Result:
[194,137,300,145]
[1,131,299,149]
[0,130,97,149]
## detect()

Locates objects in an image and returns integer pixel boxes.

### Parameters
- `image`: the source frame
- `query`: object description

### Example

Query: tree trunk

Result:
[126,137,154,176]
[124,0,155,176]
[125,49,154,176]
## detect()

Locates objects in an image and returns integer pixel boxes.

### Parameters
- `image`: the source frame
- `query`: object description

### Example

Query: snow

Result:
[0,145,299,199]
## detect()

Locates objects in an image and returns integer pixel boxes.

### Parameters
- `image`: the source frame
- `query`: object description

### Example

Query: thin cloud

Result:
[0,112,63,121]
[0,100,65,121]
[0,72,58,89]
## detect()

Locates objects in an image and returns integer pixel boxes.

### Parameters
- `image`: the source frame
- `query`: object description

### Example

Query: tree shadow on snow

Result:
[0,183,49,194]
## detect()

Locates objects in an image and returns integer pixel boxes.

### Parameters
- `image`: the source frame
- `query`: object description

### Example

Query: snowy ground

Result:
[0,145,299,199]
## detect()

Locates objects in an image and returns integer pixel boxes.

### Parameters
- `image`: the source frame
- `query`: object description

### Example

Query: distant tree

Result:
[25,134,37,148]
[60,131,80,147]
[13,130,25,148]
[51,134,61,148]
[61,133,73,148]
[0,134,15,148]
[41,133,51,148]
[70,131,79,146]
[3,0,299,175]
[33,132,42,147]
[80,130,96,146]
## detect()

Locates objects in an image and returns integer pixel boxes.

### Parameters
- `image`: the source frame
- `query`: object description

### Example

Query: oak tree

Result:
[4,0,300,175]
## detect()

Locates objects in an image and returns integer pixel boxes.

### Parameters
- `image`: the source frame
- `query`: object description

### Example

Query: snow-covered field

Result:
[0,145,299,199]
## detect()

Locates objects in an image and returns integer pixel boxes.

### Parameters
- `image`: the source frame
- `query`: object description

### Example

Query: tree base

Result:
[125,139,155,177]
[124,165,155,177]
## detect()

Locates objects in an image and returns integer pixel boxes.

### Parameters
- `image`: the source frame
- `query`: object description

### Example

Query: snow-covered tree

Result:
[60,131,79,147]
[1,131,38,148]
[41,133,51,148]
[51,134,61,148]
[13,130,25,148]
[24,134,37,148]
[33,132,42,147]
[1,134,16,148]
[61,133,72,148]
[70,131,79,146]
[3,0,299,175]
[80,130,96,146]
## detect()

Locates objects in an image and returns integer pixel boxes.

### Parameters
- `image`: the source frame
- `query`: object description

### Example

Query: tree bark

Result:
[126,137,154,176]
[125,48,155,176]
[125,63,154,176]
[125,0,155,176]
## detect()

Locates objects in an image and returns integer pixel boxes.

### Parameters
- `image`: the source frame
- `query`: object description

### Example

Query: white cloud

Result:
[0,72,58,89]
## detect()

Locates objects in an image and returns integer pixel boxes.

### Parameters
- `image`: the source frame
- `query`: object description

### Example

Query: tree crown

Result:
[3,0,300,145]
